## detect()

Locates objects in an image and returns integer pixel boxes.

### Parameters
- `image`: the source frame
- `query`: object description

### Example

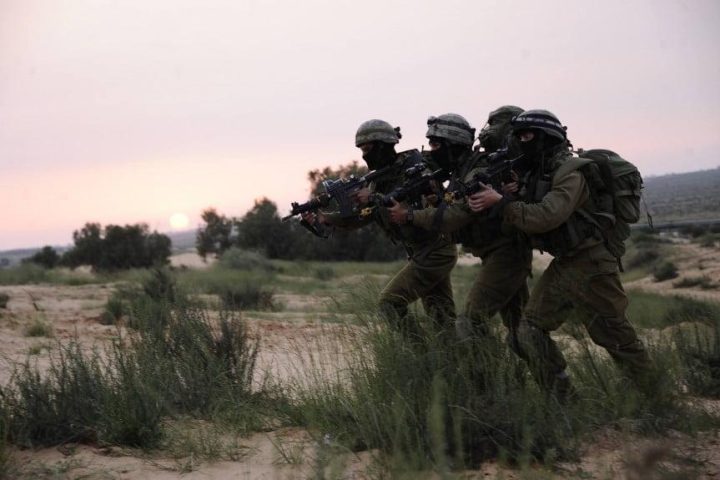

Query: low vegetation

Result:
[2,236,720,477]
[1,297,271,451]
[653,261,679,282]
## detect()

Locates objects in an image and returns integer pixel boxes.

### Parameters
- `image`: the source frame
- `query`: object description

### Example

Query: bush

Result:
[142,267,177,302]
[0,293,8,309]
[2,302,267,449]
[24,316,53,338]
[219,248,274,272]
[101,294,126,325]
[624,247,660,270]
[653,261,678,282]
[215,283,276,311]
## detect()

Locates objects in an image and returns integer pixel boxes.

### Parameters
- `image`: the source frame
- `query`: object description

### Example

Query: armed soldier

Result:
[469,109,652,400]
[303,119,457,336]
[388,109,531,349]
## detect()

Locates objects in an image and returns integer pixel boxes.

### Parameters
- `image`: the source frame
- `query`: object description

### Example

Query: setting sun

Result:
[169,213,190,230]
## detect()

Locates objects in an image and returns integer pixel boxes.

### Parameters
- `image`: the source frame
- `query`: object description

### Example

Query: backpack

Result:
[574,148,647,261]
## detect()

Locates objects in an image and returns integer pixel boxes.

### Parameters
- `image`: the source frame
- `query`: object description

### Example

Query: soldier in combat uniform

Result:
[303,119,458,336]
[388,108,531,348]
[469,109,652,400]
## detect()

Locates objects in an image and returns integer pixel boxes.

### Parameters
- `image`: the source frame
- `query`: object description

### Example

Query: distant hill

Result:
[642,167,720,223]
[166,229,197,251]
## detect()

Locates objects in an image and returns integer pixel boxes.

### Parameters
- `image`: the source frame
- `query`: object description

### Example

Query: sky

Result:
[1,0,719,250]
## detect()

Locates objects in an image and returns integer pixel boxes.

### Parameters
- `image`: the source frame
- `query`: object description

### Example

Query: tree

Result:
[196,208,234,260]
[63,223,171,271]
[236,198,297,259]
[307,161,368,197]
[23,246,60,269]
[63,223,103,267]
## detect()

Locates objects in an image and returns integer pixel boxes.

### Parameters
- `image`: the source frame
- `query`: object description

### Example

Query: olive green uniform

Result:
[325,150,457,332]
[497,147,651,388]
[411,150,531,342]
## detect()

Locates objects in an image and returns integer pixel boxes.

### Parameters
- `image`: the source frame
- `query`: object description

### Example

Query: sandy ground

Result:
[626,242,720,304]
[1,247,720,478]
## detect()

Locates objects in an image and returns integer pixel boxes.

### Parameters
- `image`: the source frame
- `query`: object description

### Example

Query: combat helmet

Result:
[355,119,401,147]
[510,109,567,142]
[426,113,475,147]
[479,105,524,151]
[488,105,524,123]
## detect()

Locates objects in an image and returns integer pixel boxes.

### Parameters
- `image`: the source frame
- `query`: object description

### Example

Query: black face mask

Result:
[517,131,546,161]
[478,115,513,153]
[430,145,452,171]
[362,142,394,170]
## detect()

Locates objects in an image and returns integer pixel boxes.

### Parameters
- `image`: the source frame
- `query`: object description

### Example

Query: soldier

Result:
[468,109,652,399]
[388,109,531,349]
[304,119,458,336]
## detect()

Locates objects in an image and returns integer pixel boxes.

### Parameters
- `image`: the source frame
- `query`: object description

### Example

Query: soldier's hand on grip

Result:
[387,198,409,224]
[468,182,502,212]
[350,187,372,206]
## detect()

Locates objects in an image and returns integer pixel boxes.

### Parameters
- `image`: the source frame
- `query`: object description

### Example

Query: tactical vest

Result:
[370,150,443,249]
[523,153,602,257]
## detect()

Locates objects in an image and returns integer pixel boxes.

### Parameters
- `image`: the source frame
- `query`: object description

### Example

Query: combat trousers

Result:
[517,244,651,388]
[458,243,531,347]
[379,245,457,335]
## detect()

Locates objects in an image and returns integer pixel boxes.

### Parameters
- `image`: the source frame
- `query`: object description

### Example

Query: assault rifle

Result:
[282,163,395,236]
[361,165,448,216]
[444,149,523,203]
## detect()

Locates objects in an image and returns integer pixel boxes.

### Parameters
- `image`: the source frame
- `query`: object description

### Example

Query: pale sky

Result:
[1,0,719,250]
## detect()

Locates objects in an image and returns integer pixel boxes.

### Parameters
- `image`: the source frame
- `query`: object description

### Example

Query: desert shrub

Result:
[24,316,53,338]
[215,283,276,311]
[673,276,717,290]
[101,294,126,325]
[674,321,720,397]
[219,248,274,272]
[312,266,336,281]
[653,261,678,282]
[3,302,266,449]
[5,342,109,447]
[624,247,660,270]
[0,293,8,309]
[142,266,177,302]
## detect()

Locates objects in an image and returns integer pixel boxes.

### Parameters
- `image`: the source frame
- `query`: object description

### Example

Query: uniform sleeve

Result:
[412,203,476,233]
[501,170,588,234]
